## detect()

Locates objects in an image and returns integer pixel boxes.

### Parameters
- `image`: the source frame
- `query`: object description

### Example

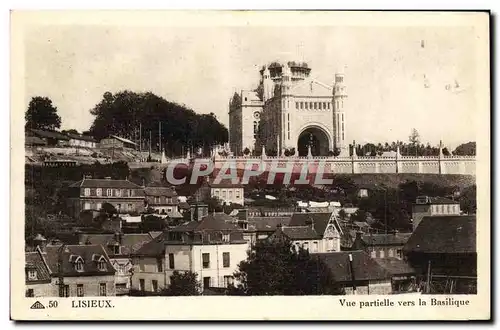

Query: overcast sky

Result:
[24,20,483,149]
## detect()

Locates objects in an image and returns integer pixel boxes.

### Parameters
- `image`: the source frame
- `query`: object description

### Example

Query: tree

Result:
[101,202,118,216]
[453,142,476,156]
[163,271,200,296]
[459,185,476,215]
[408,128,420,146]
[232,238,344,295]
[338,209,348,222]
[25,96,62,130]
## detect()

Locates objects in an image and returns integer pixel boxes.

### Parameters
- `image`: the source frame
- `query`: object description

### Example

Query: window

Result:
[304,102,308,109]
[388,249,394,258]
[96,188,102,196]
[99,283,107,296]
[139,279,145,291]
[84,188,90,196]
[396,249,402,259]
[379,250,385,258]
[202,253,210,268]
[235,189,241,199]
[203,277,211,289]
[106,189,112,197]
[223,252,230,268]
[128,204,133,211]
[169,253,175,269]
[223,233,230,242]
[96,203,102,210]
[223,276,234,288]
[328,102,331,109]
[222,190,227,198]
[156,258,163,272]
[27,269,37,280]
[115,189,121,197]
[77,284,84,297]
[75,260,84,272]
[25,289,34,297]
[302,242,309,251]
[214,190,220,197]
[313,242,318,253]
[139,263,145,272]
[371,250,376,258]
[152,280,158,292]
[295,102,299,109]
[314,102,317,109]
[113,245,120,255]
[84,202,91,210]
[98,260,107,271]
[300,101,303,109]
[59,285,69,297]
[129,189,133,197]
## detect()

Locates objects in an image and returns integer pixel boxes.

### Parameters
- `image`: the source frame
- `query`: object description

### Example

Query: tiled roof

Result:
[43,244,115,277]
[281,225,321,240]
[69,178,143,189]
[170,213,240,232]
[144,186,177,197]
[78,234,153,256]
[29,129,69,140]
[404,216,476,254]
[25,249,51,283]
[178,202,190,209]
[106,135,137,145]
[428,196,460,204]
[25,136,47,145]
[207,179,244,188]
[247,216,291,232]
[360,233,412,246]
[289,212,335,237]
[375,258,416,276]
[313,251,391,282]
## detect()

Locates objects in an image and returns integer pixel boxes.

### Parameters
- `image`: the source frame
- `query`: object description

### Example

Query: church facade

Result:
[228,61,348,157]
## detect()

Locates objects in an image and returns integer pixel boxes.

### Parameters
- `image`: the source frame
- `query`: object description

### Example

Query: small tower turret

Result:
[333,72,348,157]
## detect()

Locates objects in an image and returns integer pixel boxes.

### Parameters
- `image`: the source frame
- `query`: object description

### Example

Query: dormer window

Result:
[75,260,84,272]
[113,245,120,255]
[98,260,107,271]
[223,233,230,242]
[27,269,37,280]
[84,188,90,196]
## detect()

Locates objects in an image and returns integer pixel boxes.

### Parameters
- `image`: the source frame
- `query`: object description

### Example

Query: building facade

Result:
[144,185,179,214]
[411,196,461,231]
[350,232,412,260]
[131,213,249,293]
[270,212,343,253]
[195,179,245,206]
[67,177,145,217]
[228,61,348,157]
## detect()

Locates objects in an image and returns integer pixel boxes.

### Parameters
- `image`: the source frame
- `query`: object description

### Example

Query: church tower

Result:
[262,66,273,102]
[333,73,348,156]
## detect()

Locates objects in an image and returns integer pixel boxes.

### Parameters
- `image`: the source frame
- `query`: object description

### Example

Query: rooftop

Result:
[78,233,153,256]
[404,215,476,254]
[25,249,51,283]
[69,177,143,190]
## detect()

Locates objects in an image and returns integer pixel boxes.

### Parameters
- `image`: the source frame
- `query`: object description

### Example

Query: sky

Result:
[24,17,484,150]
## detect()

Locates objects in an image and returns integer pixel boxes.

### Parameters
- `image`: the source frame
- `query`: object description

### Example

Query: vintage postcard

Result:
[11,10,490,321]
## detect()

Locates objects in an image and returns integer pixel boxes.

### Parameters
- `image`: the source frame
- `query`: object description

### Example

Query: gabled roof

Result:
[313,251,391,282]
[359,233,412,246]
[144,186,177,197]
[65,133,97,142]
[247,216,291,232]
[404,216,476,254]
[69,178,143,190]
[288,78,333,97]
[29,129,70,140]
[105,135,137,145]
[374,258,416,276]
[281,225,321,240]
[289,212,340,237]
[25,249,51,283]
[78,233,153,256]
[43,244,115,277]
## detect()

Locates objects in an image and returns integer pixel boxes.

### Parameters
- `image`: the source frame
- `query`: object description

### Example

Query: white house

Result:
[270,212,343,253]
[131,213,249,293]
[66,133,98,148]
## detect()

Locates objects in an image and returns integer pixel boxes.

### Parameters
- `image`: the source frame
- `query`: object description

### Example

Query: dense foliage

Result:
[232,239,344,295]
[88,91,228,157]
[25,96,62,130]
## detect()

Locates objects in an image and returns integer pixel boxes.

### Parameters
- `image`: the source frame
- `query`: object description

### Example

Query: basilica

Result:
[228,61,348,157]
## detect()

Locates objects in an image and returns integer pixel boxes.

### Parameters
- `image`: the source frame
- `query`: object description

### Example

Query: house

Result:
[195,179,244,206]
[25,241,54,297]
[100,135,137,150]
[65,133,97,148]
[313,251,393,295]
[403,215,476,294]
[247,216,291,243]
[144,185,179,214]
[27,129,70,146]
[131,213,249,293]
[25,135,47,147]
[27,236,116,297]
[374,258,417,294]
[270,212,343,253]
[411,196,461,231]
[350,232,413,260]
[66,176,145,218]
[78,233,154,295]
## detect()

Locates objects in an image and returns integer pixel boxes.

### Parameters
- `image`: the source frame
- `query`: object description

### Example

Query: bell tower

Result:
[333,72,348,156]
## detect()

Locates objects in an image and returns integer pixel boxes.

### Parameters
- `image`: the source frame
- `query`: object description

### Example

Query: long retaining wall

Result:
[141,154,476,176]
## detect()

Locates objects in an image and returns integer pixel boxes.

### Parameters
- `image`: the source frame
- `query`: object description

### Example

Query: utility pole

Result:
[149,130,152,160]
[159,122,162,153]
[139,123,142,153]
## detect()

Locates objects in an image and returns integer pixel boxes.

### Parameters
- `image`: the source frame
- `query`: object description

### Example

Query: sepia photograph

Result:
[10,10,490,320]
